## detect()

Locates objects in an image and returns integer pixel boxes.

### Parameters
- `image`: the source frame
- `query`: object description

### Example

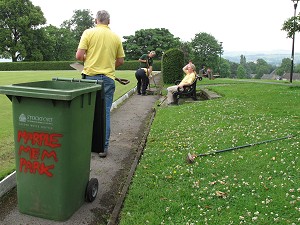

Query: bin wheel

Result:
[85,178,98,202]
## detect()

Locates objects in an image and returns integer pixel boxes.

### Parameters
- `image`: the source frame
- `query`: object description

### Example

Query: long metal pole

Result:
[290,2,298,83]
[186,135,295,163]
[219,42,223,75]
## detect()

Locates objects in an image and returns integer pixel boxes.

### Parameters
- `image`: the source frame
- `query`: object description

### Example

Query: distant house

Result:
[261,74,280,80]
[282,73,300,81]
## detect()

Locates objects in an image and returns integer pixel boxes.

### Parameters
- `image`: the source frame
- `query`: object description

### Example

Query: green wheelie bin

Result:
[0,78,103,221]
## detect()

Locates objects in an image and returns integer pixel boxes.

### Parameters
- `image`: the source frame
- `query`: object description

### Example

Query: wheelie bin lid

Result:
[0,80,102,101]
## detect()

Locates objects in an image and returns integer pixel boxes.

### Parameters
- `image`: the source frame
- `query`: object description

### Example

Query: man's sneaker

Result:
[99,151,107,158]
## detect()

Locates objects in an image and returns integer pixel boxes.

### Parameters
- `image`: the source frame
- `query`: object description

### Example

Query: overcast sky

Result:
[31,0,300,54]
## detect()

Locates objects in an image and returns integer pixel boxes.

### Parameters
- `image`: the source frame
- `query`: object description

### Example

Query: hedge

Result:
[0,60,161,71]
[161,49,184,84]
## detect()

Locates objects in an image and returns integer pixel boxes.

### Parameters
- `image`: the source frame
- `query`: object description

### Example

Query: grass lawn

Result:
[119,80,300,224]
[0,70,137,179]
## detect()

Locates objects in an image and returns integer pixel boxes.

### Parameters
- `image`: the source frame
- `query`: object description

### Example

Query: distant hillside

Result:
[223,50,300,66]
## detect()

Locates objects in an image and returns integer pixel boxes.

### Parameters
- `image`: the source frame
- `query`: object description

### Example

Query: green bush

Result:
[161,49,184,84]
[0,60,161,71]
[0,61,76,71]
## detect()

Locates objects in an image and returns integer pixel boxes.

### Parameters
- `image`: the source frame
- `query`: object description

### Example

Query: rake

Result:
[186,134,295,164]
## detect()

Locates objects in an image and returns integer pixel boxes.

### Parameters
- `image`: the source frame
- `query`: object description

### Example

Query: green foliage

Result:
[190,32,221,72]
[0,61,77,71]
[161,49,184,84]
[247,61,257,74]
[229,56,275,79]
[220,59,231,77]
[254,59,273,79]
[276,58,291,75]
[0,0,46,61]
[61,9,94,42]
[0,60,161,71]
[39,25,78,61]
[240,55,247,65]
[229,61,239,78]
[178,41,192,63]
[123,28,181,60]
[282,14,300,38]
[118,60,161,71]
[237,65,247,78]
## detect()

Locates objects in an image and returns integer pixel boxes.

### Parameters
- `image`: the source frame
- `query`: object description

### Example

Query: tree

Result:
[254,59,271,79]
[282,14,300,38]
[61,9,94,42]
[229,61,239,78]
[40,25,77,61]
[247,61,257,75]
[190,32,220,72]
[276,58,291,75]
[239,55,253,76]
[122,28,181,60]
[220,59,231,78]
[0,0,46,61]
[22,29,46,61]
[178,41,192,64]
[240,55,247,66]
[237,65,247,79]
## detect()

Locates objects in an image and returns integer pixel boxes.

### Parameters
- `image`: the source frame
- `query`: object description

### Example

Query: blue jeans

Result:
[84,75,115,151]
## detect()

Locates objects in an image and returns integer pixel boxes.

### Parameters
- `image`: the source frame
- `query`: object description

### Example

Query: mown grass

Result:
[0,70,137,180]
[119,80,300,224]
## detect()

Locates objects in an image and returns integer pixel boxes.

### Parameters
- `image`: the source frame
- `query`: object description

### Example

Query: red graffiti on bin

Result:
[19,158,55,177]
[17,130,63,177]
[18,146,58,162]
[17,130,63,148]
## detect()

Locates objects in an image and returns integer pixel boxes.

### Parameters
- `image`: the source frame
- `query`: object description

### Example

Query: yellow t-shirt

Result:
[179,72,196,86]
[78,24,125,80]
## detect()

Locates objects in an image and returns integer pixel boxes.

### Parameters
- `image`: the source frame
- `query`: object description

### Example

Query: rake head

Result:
[186,153,197,164]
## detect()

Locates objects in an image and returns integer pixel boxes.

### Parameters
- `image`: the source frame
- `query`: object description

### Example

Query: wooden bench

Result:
[173,75,202,104]
[201,74,220,79]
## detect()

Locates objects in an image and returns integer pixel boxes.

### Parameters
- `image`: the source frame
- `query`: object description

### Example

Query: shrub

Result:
[0,61,76,71]
[0,60,161,71]
[161,49,184,84]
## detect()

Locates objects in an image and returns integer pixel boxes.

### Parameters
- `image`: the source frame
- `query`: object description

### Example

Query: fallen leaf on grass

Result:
[261,182,269,190]
[216,191,227,198]
[209,181,217,185]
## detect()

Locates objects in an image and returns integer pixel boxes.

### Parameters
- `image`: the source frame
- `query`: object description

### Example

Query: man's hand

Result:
[115,77,130,85]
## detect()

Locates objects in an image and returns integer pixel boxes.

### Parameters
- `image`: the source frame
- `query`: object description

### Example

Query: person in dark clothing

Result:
[135,51,156,95]
[199,65,207,77]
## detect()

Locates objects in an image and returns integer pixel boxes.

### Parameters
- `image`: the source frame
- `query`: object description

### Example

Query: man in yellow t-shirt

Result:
[76,10,125,158]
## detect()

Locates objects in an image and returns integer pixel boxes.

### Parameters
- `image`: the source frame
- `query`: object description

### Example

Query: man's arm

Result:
[148,66,153,74]
[115,57,124,68]
[76,49,86,62]
[138,58,147,63]
[138,54,147,63]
